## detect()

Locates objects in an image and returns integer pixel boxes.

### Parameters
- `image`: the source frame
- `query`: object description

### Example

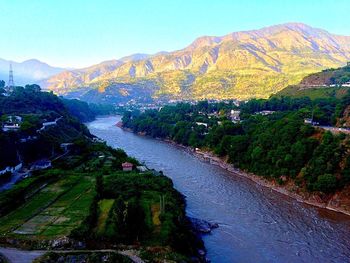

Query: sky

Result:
[0,0,349,68]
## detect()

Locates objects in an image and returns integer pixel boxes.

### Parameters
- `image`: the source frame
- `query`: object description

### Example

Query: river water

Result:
[87,116,350,263]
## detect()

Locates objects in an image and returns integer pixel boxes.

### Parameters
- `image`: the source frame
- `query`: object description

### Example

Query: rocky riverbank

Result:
[191,148,350,217]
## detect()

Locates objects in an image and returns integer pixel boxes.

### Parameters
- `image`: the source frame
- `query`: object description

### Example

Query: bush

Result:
[314,174,338,193]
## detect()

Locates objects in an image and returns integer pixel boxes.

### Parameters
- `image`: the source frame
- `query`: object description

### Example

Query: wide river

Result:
[87,116,350,263]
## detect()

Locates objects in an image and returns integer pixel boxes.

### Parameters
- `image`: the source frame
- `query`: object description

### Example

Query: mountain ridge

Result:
[0,58,66,85]
[43,23,350,101]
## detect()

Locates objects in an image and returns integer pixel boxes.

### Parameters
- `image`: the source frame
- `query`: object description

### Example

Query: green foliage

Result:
[314,174,338,193]
[34,251,132,263]
[123,97,350,194]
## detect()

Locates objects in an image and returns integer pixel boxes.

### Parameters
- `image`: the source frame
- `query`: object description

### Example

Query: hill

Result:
[43,23,350,102]
[122,96,350,214]
[0,58,66,86]
[276,64,350,99]
[0,86,204,261]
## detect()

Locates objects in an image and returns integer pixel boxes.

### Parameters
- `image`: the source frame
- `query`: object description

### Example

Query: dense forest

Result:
[123,93,350,193]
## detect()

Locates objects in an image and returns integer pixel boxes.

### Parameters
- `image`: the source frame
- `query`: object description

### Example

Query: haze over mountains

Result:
[0,58,66,86]
[7,23,350,102]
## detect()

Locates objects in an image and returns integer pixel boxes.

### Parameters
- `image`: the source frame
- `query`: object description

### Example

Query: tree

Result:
[0,80,5,88]
[314,174,337,193]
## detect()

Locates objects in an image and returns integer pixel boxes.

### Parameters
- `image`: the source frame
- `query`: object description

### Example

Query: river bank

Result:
[88,116,350,262]
[117,121,350,217]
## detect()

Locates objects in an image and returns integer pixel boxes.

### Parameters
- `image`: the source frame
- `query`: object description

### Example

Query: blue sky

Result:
[0,0,349,68]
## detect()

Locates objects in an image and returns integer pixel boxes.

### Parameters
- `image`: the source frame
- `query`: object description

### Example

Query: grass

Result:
[95,199,114,235]
[0,174,95,238]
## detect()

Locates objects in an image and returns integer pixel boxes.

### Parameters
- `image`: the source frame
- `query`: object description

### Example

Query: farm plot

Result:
[95,199,114,235]
[0,174,95,239]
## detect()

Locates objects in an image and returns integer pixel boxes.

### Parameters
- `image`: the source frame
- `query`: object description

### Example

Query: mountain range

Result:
[14,23,350,101]
[0,58,66,86]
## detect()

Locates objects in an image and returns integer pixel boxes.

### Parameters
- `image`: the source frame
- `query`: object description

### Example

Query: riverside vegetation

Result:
[0,86,204,262]
[122,90,350,196]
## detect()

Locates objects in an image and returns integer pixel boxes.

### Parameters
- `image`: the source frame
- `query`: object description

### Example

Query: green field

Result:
[0,174,95,239]
[95,199,114,235]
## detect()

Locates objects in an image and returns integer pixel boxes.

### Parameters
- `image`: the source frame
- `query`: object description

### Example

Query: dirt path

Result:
[0,247,145,263]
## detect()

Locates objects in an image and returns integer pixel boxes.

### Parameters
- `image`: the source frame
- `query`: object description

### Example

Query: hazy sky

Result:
[1,0,349,68]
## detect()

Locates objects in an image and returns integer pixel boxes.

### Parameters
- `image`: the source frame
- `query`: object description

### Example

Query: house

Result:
[30,159,52,171]
[304,118,312,124]
[342,81,350,87]
[3,123,21,131]
[304,118,319,125]
[196,122,208,128]
[60,143,73,152]
[230,110,241,123]
[255,110,275,116]
[137,166,148,172]
[0,163,23,175]
[122,162,133,171]
[2,115,22,131]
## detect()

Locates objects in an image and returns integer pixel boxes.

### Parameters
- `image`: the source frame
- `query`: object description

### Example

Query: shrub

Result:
[314,174,338,193]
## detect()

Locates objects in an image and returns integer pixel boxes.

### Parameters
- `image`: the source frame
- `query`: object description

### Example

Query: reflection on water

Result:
[88,116,350,263]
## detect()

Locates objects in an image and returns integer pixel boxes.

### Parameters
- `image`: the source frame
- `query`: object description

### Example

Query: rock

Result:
[189,217,219,234]
[50,237,70,248]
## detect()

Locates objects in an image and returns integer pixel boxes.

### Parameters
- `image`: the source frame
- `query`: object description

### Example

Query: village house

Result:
[230,110,241,123]
[255,110,275,116]
[30,159,52,171]
[122,162,133,171]
[137,166,148,172]
[195,122,208,128]
[304,118,319,125]
[0,163,23,175]
[2,115,22,131]
[342,81,350,87]
[60,143,74,152]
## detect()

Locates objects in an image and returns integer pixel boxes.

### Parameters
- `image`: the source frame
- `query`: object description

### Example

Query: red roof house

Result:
[122,162,133,171]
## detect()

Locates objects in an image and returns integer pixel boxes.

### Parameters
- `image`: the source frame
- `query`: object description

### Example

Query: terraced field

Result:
[0,174,95,239]
[95,199,114,235]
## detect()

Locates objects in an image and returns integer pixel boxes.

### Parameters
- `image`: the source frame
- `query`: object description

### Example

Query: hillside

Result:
[0,58,66,86]
[122,96,350,214]
[43,23,350,102]
[276,64,350,99]
[0,86,204,262]
[300,63,350,86]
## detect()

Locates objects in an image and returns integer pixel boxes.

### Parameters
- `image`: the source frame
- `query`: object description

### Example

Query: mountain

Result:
[43,23,350,102]
[0,58,66,86]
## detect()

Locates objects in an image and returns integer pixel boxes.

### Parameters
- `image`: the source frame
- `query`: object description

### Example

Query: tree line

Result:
[122,94,350,193]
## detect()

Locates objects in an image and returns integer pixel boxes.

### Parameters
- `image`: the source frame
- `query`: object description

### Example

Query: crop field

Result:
[95,199,114,235]
[0,174,95,239]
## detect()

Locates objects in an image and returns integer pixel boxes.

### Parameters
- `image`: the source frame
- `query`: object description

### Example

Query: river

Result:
[87,116,350,263]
